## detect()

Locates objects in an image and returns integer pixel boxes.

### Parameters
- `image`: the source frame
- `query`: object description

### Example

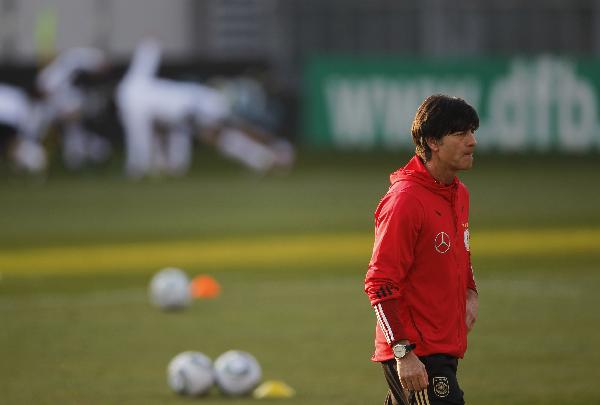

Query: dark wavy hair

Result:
[411,94,479,161]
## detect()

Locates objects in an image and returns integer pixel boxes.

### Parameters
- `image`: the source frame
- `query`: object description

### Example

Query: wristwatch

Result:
[392,343,416,359]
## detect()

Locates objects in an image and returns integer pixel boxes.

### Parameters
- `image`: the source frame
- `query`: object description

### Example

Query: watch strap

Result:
[401,343,416,352]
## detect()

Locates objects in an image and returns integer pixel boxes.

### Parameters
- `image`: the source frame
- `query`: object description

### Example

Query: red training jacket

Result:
[364,156,476,362]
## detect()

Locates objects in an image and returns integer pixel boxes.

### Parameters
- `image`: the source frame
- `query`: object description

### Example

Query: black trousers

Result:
[382,354,465,405]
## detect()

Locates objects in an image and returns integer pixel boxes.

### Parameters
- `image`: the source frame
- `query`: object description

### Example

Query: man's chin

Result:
[460,157,474,170]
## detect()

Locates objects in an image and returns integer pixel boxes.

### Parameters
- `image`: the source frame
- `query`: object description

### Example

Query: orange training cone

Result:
[190,275,221,299]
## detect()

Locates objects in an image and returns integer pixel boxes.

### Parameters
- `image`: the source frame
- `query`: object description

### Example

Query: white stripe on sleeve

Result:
[374,303,395,344]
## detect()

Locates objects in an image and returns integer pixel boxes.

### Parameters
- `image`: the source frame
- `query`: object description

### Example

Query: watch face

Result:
[393,345,406,358]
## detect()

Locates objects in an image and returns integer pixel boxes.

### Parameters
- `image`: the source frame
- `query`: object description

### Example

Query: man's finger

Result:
[419,371,429,388]
[399,377,408,391]
[413,376,427,392]
[404,377,417,392]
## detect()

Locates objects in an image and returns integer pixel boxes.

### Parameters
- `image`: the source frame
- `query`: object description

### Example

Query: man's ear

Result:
[426,137,439,152]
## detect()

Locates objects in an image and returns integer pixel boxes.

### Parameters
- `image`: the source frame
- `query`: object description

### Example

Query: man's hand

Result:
[466,288,478,332]
[396,352,428,392]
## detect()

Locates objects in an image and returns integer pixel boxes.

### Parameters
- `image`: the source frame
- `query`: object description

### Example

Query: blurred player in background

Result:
[0,83,47,173]
[364,95,480,405]
[36,47,112,170]
[116,39,294,179]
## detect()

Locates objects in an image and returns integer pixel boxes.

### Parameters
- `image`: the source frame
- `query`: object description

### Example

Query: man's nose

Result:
[466,130,477,147]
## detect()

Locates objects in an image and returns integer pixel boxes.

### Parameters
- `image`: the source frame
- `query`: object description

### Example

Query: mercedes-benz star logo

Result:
[434,232,451,254]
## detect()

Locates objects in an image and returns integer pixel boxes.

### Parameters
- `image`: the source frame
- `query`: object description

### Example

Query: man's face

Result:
[436,129,477,171]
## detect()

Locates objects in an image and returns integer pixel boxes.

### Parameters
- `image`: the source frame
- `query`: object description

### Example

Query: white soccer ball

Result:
[214,350,262,396]
[167,351,215,396]
[148,267,191,311]
[12,139,48,173]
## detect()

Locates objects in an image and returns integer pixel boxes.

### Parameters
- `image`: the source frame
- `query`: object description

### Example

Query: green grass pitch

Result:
[0,151,599,404]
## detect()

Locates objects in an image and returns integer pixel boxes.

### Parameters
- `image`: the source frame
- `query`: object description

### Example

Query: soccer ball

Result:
[214,350,262,396]
[167,351,215,396]
[148,267,191,310]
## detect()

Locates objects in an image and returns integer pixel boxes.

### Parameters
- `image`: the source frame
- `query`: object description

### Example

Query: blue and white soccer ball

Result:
[167,351,215,396]
[214,350,262,396]
[148,267,191,311]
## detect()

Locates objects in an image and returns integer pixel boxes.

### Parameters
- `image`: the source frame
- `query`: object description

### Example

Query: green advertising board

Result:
[303,56,600,152]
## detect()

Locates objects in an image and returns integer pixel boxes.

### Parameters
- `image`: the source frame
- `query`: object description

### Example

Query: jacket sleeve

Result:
[364,190,423,344]
[467,264,477,292]
[464,187,477,293]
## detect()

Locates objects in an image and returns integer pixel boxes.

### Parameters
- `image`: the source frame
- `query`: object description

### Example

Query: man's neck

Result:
[424,158,455,185]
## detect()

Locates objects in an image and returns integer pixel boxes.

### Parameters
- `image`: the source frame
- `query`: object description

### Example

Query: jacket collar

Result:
[389,156,458,201]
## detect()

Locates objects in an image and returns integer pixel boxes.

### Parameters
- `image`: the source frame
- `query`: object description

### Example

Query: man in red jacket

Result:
[365,94,480,405]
